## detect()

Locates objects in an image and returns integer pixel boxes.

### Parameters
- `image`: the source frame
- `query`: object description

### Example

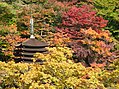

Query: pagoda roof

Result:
[22,38,48,47]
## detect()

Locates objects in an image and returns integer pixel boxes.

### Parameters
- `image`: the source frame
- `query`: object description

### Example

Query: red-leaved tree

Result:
[60,5,108,34]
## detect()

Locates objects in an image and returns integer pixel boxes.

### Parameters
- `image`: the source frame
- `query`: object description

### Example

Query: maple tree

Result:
[61,5,108,31]
[69,28,114,67]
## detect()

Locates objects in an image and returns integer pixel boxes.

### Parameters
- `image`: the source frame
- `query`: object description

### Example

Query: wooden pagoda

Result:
[14,16,48,62]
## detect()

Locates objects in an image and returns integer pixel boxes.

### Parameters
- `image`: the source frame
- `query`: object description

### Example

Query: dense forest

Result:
[0,0,119,89]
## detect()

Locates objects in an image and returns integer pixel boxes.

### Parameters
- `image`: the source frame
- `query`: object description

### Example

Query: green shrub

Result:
[0,61,106,89]
[34,47,73,62]
[98,58,119,88]
[0,2,16,25]
[0,49,119,88]
[93,0,119,39]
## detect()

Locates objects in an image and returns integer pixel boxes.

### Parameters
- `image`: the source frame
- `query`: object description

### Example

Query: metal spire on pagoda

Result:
[30,7,35,39]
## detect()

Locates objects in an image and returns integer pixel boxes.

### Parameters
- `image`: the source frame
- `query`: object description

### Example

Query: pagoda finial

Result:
[30,18,35,38]
[30,4,35,39]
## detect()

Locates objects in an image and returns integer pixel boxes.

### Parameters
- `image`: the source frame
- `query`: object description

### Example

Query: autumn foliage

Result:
[70,28,113,66]
[61,5,108,31]
[54,5,113,66]
[0,0,119,89]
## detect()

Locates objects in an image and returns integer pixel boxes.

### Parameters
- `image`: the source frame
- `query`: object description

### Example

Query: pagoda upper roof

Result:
[21,38,48,47]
